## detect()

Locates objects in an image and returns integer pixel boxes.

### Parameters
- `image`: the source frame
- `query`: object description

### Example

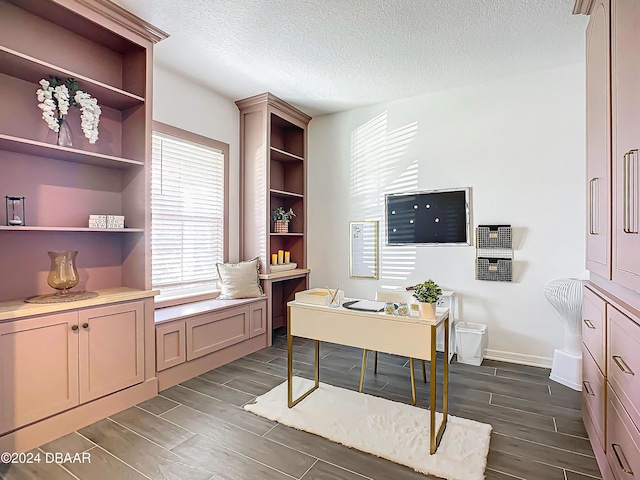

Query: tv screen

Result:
[386,188,470,245]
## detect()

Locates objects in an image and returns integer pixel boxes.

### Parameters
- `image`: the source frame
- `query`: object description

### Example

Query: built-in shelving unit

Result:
[0,0,168,302]
[236,92,311,337]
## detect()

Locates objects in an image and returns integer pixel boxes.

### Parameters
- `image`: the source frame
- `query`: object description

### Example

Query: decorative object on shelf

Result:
[269,262,297,273]
[47,250,80,295]
[284,251,291,264]
[397,302,409,316]
[5,196,25,226]
[349,221,379,279]
[36,76,102,145]
[271,253,278,265]
[272,206,295,233]
[106,215,124,228]
[544,278,583,391]
[88,214,107,228]
[277,249,284,264]
[384,301,395,315]
[24,290,98,304]
[412,279,442,320]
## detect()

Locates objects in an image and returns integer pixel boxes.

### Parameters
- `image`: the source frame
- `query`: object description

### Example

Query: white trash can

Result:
[455,322,487,366]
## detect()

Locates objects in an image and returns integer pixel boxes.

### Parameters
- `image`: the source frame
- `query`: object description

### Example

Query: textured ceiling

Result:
[109,0,588,116]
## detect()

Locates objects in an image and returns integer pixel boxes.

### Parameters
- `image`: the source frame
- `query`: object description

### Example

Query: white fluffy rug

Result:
[244,377,492,480]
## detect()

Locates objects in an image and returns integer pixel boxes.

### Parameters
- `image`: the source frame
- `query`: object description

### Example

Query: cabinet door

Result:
[0,312,79,434]
[78,302,144,403]
[156,321,186,371]
[612,0,640,291]
[608,306,640,430]
[586,0,612,278]
[250,300,267,337]
[186,306,250,361]
[583,287,607,373]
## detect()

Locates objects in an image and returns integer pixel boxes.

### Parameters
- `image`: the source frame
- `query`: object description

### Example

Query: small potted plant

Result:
[272,206,296,233]
[412,279,442,319]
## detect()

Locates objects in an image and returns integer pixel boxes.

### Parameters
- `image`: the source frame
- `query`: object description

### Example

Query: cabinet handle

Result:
[582,380,594,396]
[589,177,599,234]
[612,355,635,375]
[611,443,634,475]
[623,150,638,234]
[82,323,89,329]
[583,319,596,329]
[71,324,78,331]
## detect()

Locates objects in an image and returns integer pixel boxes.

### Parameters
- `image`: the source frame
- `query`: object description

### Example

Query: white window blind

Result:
[151,131,225,301]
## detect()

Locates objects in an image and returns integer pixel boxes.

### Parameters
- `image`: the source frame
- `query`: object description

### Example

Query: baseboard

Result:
[484,349,553,369]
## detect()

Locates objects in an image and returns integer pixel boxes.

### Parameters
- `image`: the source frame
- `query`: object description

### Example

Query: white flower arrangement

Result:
[36,76,102,144]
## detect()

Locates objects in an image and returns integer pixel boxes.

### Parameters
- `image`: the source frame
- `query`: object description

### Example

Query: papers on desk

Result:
[342,300,385,312]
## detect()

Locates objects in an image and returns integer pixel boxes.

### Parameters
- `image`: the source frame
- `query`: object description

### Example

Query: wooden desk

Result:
[286,300,449,454]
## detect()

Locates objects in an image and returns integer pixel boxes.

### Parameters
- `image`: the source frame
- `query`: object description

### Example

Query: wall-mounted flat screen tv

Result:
[385,188,471,245]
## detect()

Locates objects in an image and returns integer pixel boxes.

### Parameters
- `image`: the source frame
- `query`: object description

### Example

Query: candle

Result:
[284,251,290,264]
[271,253,278,265]
[277,250,284,264]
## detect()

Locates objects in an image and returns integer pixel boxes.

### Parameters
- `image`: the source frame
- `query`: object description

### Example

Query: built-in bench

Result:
[154,296,267,390]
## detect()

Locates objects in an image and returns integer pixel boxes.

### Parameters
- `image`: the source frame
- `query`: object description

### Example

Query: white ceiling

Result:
[110,0,588,117]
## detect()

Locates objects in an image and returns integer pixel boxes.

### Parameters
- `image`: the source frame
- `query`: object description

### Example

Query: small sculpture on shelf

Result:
[47,251,80,296]
[271,206,295,233]
[412,279,442,319]
[24,251,98,304]
[36,75,102,146]
[5,196,25,226]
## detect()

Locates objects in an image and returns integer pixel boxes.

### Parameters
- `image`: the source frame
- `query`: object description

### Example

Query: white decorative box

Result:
[88,214,106,228]
[106,215,125,228]
[295,288,344,306]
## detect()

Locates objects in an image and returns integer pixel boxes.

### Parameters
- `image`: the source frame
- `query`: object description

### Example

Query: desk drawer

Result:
[583,344,606,450]
[606,384,640,480]
[583,287,606,373]
[608,306,640,431]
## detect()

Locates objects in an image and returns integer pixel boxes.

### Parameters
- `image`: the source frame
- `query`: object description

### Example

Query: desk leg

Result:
[429,315,449,454]
[409,358,417,405]
[287,307,320,408]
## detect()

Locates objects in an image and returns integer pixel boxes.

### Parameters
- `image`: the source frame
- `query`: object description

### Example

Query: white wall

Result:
[153,66,241,261]
[307,63,588,366]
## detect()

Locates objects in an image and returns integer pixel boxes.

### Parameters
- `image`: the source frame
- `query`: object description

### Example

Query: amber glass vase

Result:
[47,251,79,295]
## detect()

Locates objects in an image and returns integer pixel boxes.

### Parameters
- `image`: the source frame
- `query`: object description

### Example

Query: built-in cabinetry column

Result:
[612,0,640,292]
[585,0,611,278]
[236,93,312,342]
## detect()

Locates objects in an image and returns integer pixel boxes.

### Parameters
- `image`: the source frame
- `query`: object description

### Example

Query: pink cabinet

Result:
[611,0,640,292]
[583,286,607,373]
[0,297,148,436]
[608,306,640,430]
[586,0,612,278]
[583,344,606,451]
[78,302,144,403]
[606,384,640,479]
[186,306,250,361]
[156,322,186,371]
[0,312,79,434]
[250,300,267,337]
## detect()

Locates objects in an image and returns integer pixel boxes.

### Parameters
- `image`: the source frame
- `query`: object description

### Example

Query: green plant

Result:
[412,279,442,304]
[271,206,296,223]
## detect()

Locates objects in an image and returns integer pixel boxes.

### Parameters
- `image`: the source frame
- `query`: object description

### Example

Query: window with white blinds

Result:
[151,128,227,303]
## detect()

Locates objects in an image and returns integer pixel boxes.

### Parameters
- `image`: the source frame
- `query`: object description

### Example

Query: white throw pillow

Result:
[216,257,264,299]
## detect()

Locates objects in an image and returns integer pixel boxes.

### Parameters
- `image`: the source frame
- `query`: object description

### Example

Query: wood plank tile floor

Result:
[0,329,600,480]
